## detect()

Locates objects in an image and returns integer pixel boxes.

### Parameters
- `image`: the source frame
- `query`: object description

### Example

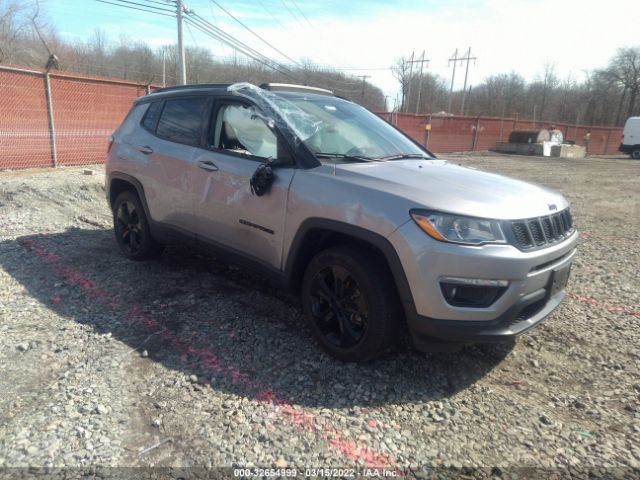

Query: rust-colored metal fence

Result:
[0,65,150,169]
[0,65,626,170]
[378,112,624,155]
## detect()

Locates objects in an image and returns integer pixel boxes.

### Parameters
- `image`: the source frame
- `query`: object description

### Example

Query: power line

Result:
[108,0,175,12]
[187,12,292,74]
[134,0,175,6]
[207,0,299,65]
[405,51,414,113]
[93,0,175,17]
[408,50,429,113]
[76,3,361,86]
[289,0,314,28]
[96,0,174,14]
[279,0,305,28]
[256,0,289,32]
[85,0,377,92]
[187,13,276,65]
[447,48,459,113]
[184,13,296,79]
[356,75,371,101]
[458,47,477,115]
[202,1,233,58]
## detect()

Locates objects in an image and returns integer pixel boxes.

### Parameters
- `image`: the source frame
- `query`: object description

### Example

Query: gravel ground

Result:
[0,154,638,479]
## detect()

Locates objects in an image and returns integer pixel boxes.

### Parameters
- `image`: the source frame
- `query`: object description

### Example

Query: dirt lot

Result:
[0,153,638,478]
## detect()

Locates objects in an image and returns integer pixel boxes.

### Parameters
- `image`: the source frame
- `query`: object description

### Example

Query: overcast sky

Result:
[44,0,640,103]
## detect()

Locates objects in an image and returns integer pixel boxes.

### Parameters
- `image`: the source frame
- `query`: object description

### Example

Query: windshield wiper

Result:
[376,153,432,161]
[314,153,377,163]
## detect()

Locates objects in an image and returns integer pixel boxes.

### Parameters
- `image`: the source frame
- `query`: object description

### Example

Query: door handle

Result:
[138,145,153,154]
[198,160,219,172]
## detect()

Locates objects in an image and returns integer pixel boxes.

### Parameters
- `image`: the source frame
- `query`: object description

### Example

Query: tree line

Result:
[0,0,385,110]
[393,49,640,127]
[2,0,638,124]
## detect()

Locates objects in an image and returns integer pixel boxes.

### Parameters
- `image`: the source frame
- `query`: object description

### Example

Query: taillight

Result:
[107,135,114,154]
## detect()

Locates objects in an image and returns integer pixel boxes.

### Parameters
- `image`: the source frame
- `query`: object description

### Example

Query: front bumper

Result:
[409,285,565,349]
[389,220,578,347]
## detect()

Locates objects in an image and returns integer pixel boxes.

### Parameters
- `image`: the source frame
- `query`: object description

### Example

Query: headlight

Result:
[410,210,506,245]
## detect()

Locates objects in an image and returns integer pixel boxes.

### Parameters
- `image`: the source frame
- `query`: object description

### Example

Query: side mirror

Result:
[250,162,275,196]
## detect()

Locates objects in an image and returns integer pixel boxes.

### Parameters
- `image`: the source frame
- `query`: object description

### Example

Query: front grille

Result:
[541,217,553,239]
[512,222,532,248]
[509,208,574,250]
[528,220,545,245]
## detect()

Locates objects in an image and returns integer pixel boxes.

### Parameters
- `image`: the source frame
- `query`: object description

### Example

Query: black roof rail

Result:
[151,83,232,94]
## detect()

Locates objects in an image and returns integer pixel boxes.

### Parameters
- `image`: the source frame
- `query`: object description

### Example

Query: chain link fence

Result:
[0,65,150,169]
[379,112,624,155]
[0,65,626,170]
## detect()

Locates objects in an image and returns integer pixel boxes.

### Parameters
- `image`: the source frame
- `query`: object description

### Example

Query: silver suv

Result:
[106,82,578,361]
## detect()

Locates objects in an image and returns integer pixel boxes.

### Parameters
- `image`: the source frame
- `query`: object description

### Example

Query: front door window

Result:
[213,104,278,160]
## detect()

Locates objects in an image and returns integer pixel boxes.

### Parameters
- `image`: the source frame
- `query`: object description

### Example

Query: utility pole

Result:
[407,51,429,114]
[162,47,166,87]
[357,75,371,103]
[176,0,187,85]
[459,47,477,115]
[447,48,459,113]
[405,51,414,113]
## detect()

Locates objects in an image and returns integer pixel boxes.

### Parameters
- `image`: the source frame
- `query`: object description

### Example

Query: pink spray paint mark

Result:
[19,237,401,471]
[568,292,640,318]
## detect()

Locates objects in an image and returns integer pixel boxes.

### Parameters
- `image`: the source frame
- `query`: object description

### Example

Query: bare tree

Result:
[538,63,558,119]
[0,0,29,64]
[391,56,411,112]
[607,46,640,119]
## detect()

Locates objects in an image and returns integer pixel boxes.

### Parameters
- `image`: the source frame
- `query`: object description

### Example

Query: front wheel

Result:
[631,149,640,160]
[112,190,164,261]
[301,246,401,362]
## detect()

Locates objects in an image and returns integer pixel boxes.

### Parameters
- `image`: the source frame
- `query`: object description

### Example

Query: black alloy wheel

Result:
[115,199,143,255]
[308,264,369,349]
[112,190,164,261]
[302,246,401,362]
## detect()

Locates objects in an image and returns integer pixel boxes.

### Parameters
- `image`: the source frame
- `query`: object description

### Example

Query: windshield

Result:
[276,93,430,159]
[227,83,430,161]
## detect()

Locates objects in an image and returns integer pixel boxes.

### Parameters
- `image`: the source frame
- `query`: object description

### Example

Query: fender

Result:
[107,171,153,221]
[284,218,418,321]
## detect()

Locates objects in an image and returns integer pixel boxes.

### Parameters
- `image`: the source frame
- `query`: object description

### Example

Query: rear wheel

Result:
[301,246,401,362]
[631,149,640,160]
[113,190,164,261]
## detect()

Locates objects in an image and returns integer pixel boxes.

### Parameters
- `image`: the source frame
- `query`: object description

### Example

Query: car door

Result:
[133,95,211,234]
[190,99,296,270]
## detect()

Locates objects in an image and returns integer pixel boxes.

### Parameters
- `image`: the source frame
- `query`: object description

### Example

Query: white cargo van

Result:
[619,117,640,159]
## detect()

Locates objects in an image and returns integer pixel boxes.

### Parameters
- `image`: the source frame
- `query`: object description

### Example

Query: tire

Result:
[112,190,164,261]
[301,245,402,362]
[631,149,640,160]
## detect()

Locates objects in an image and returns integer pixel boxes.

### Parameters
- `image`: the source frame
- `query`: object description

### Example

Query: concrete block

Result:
[550,144,586,158]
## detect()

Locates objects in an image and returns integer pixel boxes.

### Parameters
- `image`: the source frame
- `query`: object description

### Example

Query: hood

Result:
[334,159,568,220]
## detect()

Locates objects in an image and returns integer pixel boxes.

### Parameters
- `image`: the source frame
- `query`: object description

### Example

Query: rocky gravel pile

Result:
[0,156,638,478]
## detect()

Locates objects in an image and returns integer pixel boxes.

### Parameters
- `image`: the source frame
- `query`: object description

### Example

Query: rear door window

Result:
[141,101,162,133]
[156,97,208,146]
